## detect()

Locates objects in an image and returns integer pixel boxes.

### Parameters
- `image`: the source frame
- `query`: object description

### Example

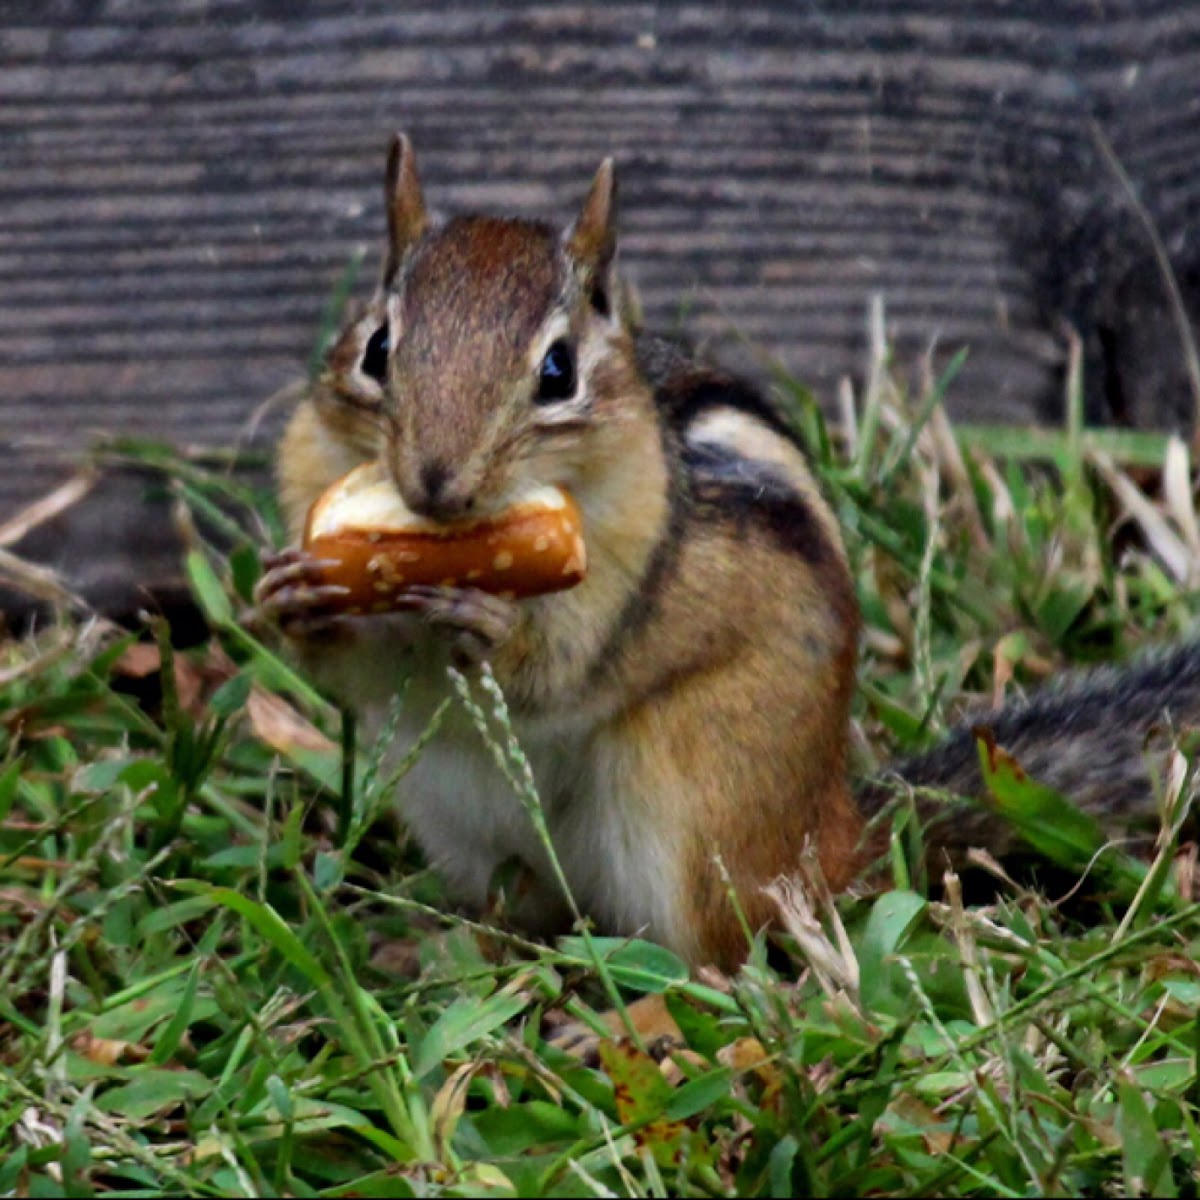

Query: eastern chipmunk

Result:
[257,135,1200,968]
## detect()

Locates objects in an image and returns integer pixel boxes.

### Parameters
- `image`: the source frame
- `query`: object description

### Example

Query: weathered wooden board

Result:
[2,1,1199,614]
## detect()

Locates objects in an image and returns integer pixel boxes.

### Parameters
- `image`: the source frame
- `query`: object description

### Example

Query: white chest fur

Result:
[297,611,691,956]
[335,641,689,956]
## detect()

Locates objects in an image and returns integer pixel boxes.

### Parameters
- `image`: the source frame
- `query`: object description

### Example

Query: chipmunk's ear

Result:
[383,133,428,282]
[565,157,619,317]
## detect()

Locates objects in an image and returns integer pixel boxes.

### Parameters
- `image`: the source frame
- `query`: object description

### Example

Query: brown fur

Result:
[388,217,563,512]
[270,144,871,967]
[619,481,860,964]
[383,133,428,283]
[271,140,1200,973]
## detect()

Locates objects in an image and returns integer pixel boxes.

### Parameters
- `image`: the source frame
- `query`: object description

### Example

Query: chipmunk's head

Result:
[322,133,646,522]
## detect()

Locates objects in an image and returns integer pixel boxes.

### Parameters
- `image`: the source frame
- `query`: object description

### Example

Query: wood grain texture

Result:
[2,1,1199,612]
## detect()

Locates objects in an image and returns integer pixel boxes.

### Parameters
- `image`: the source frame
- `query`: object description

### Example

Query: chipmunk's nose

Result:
[405,459,476,522]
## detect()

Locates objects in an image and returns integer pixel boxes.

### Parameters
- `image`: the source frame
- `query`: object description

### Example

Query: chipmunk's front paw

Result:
[250,547,352,640]
[393,585,519,667]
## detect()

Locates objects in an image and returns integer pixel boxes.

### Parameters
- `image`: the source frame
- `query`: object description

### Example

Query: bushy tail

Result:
[854,640,1200,867]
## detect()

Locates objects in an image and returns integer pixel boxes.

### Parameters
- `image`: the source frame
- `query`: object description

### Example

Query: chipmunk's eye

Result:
[535,340,576,404]
[362,324,390,385]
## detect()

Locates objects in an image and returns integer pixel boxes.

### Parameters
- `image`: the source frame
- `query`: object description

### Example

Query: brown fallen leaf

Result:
[247,686,337,754]
[112,642,208,718]
[72,1031,150,1067]
[113,643,163,678]
[888,1092,958,1154]
[431,1061,482,1155]
[717,1036,785,1107]
[598,1039,691,1168]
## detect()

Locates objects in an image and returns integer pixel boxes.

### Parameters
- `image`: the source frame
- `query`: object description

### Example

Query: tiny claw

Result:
[256,583,350,617]
[253,551,340,603]
[280,583,352,606]
[252,545,354,637]
[386,584,519,665]
[259,545,326,576]
[274,613,354,641]
[390,584,452,605]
